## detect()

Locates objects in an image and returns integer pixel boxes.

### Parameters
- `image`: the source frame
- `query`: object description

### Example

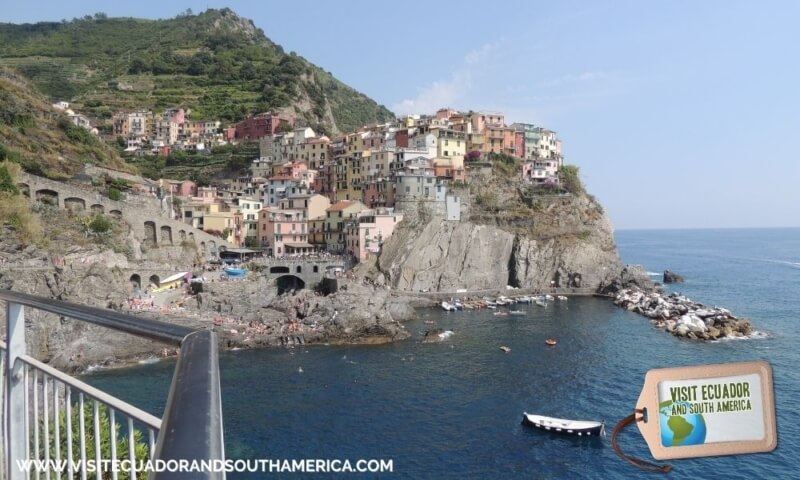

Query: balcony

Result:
[1,290,225,479]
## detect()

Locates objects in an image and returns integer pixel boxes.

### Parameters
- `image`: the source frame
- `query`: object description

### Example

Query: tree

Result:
[244,237,258,248]
[88,215,113,234]
[0,164,19,195]
[465,150,482,162]
[559,165,584,194]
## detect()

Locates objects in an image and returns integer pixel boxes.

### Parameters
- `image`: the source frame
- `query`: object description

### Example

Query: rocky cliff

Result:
[378,193,623,292]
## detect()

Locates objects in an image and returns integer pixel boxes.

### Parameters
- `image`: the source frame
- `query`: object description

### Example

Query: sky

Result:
[3,0,800,229]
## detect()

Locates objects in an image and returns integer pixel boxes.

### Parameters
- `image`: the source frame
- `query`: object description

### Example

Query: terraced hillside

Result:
[0,70,134,178]
[0,8,394,134]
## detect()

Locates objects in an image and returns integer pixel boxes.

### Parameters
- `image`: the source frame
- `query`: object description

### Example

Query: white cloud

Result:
[392,40,502,115]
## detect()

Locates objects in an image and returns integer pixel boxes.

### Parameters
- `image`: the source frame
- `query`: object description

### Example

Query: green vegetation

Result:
[129,142,259,181]
[559,164,584,194]
[87,214,113,234]
[40,402,149,480]
[0,162,18,194]
[0,8,394,133]
[490,152,521,177]
[0,70,134,178]
[108,187,122,201]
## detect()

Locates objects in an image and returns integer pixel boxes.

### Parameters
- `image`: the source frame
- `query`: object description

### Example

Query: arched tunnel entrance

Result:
[276,275,305,295]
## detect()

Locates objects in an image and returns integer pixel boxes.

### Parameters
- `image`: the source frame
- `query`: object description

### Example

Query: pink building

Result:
[161,179,197,197]
[197,187,219,203]
[514,131,525,158]
[345,210,404,261]
[258,208,310,255]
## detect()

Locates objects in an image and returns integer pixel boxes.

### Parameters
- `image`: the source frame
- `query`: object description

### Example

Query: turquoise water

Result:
[86,228,800,478]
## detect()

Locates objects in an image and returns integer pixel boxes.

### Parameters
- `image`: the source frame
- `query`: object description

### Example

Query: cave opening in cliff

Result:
[276,275,305,295]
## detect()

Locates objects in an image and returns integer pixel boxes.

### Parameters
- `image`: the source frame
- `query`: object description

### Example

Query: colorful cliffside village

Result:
[87,106,563,261]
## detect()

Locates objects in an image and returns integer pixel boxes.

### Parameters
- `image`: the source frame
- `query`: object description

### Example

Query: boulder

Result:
[663,270,685,283]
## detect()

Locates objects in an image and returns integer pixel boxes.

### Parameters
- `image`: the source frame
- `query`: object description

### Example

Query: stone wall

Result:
[17,172,233,250]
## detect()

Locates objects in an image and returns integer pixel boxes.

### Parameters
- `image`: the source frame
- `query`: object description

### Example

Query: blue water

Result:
[86,228,800,478]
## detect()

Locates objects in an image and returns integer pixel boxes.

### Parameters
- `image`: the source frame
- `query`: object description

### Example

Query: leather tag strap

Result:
[611,409,673,473]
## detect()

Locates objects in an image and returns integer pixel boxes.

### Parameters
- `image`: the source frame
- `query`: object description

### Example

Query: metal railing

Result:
[1,290,225,480]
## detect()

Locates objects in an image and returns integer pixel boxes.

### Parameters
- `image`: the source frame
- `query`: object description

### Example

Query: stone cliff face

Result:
[378,194,622,292]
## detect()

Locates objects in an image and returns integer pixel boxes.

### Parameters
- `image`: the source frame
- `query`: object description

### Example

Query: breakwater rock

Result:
[663,270,685,283]
[613,287,753,340]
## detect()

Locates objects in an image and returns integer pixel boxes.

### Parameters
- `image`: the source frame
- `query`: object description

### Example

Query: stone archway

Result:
[90,204,105,215]
[270,266,290,274]
[17,183,29,197]
[64,197,86,214]
[200,241,206,254]
[188,232,195,243]
[110,209,122,218]
[208,240,216,251]
[144,221,157,246]
[276,275,305,295]
[130,274,141,289]
[179,230,186,241]
[35,189,58,206]
[160,225,173,245]
[149,275,160,287]
[295,265,302,274]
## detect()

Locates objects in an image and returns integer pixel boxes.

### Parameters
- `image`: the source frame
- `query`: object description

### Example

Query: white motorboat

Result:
[441,301,457,312]
[522,413,604,437]
[557,295,568,301]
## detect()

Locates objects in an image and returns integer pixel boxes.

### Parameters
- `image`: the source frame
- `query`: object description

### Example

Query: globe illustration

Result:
[659,401,707,446]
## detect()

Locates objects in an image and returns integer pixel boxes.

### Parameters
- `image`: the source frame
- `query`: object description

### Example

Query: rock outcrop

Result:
[378,194,622,292]
[613,287,753,340]
[188,277,412,347]
[663,270,685,283]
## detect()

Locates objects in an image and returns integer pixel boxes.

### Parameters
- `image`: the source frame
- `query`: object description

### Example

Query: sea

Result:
[85,228,800,479]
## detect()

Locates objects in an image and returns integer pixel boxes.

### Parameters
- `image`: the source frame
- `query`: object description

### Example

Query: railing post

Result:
[6,302,26,480]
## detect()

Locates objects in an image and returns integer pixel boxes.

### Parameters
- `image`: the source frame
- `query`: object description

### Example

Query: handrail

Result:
[0,290,193,346]
[2,289,225,479]
[153,331,224,479]
[18,354,162,430]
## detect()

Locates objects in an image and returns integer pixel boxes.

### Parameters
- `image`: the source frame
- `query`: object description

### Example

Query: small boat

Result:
[441,301,457,312]
[500,346,511,353]
[494,311,508,317]
[545,338,558,346]
[535,300,546,307]
[509,310,525,316]
[516,296,532,303]
[454,301,464,310]
[544,294,554,301]
[223,267,248,277]
[487,304,497,309]
[557,296,568,301]
[522,413,604,437]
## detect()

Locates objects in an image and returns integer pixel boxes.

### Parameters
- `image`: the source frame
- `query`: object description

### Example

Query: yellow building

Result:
[324,200,366,252]
[203,212,235,243]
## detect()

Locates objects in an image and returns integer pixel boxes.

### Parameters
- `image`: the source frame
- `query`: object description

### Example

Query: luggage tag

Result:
[612,361,777,473]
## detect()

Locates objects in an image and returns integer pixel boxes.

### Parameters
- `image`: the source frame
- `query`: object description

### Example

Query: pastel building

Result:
[345,210,404,261]
[234,112,294,140]
[258,208,311,255]
[323,200,366,253]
